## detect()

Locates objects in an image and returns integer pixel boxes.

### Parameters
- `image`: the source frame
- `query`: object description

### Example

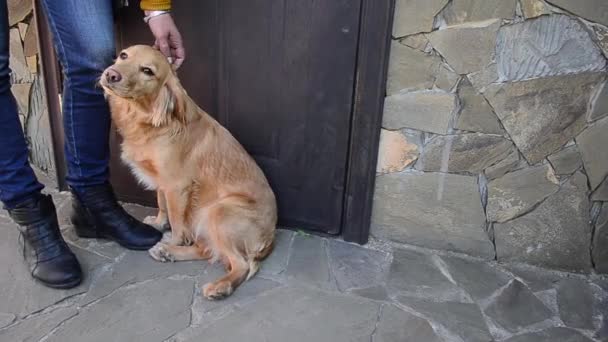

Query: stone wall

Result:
[7,0,56,175]
[372,0,608,273]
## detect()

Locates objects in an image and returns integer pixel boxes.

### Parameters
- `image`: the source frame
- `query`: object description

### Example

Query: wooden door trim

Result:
[341,0,394,244]
[34,0,68,191]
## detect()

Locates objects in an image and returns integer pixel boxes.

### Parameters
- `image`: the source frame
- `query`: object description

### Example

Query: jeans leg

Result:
[0,0,43,209]
[39,0,115,190]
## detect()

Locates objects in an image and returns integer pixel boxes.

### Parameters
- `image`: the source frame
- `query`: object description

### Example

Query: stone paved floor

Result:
[0,184,607,342]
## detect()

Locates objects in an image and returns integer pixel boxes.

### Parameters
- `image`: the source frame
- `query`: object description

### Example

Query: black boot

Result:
[70,183,162,250]
[7,194,82,289]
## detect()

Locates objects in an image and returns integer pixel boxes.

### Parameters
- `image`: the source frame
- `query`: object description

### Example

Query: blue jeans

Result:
[0,0,115,208]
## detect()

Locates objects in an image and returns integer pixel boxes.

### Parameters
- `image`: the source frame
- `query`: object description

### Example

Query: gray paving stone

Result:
[387,249,467,301]
[350,285,390,302]
[0,218,111,317]
[504,264,563,292]
[48,279,193,342]
[82,248,205,305]
[285,235,335,290]
[259,229,293,277]
[0,313,15,329]
[504,327,595,342]
[0,307,78,342]
[374,305,441,342]
[192,277,280,315]
[396,297,493,342]
[590,81,608,122]
[441,256,512,301]
[592,177,608,201]
[557,278,595,330]
[181,286,380,342]
[328,240,390,291]
[60,226,126,259]
[484,280,553,333]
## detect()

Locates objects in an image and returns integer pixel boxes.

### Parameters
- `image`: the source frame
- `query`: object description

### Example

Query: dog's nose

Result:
[106,69,122,83]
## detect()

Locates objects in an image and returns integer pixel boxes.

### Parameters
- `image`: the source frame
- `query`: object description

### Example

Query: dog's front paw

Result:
[144,215,170,232]
[148,243,174,262]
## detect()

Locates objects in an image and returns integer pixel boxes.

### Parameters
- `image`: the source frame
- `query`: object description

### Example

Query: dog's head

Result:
[100,45,185,126]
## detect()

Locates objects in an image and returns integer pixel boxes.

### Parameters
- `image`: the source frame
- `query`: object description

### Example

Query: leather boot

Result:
[7,194,82,289]
[70,183,162,250]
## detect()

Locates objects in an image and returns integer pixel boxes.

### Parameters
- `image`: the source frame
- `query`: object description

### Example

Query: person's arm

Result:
[140,0,186,68]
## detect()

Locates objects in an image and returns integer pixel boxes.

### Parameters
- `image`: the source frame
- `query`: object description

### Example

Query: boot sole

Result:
[37,276,82,290]
[73,224,158,251]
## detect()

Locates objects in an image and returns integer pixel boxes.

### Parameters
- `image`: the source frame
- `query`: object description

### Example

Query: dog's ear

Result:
[150,72,186,127]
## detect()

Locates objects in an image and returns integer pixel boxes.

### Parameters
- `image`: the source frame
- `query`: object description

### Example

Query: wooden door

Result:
[108,0,392,237]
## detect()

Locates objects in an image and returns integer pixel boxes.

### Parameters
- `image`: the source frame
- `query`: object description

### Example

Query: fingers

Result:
[157,38,172,61]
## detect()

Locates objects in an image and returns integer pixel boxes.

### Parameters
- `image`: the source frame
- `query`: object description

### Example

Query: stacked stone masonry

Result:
[7,0,55,174]
[374,0,608,273]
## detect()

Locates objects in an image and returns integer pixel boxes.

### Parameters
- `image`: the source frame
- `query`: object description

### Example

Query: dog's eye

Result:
[119,52,128,60]
[140,67,155,76]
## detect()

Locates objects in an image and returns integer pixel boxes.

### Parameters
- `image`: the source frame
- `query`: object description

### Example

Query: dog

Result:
[100,45,277,300]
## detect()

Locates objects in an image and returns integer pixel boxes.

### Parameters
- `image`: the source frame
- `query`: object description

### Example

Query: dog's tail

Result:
[246,239,275,281]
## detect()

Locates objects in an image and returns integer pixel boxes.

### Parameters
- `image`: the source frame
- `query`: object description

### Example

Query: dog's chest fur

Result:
[121,148,159,190]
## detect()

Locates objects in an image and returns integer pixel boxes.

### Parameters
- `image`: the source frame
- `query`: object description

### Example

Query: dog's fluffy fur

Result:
[100,45,277,300]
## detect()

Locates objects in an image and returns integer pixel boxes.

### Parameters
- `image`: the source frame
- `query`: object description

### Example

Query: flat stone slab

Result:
[504,264,563,292]
[494,172,592,272]
[496,15,606,82]
[397,297,493,342]
[47,279,193,342]
[383,90,457,134]
[387,249,467,301]
[0,307,78,342]
[416,133,515,174]
[386,42,442,94]
[427,19,501,74]
[328,240,390,291]
[593,204,608,273]
[375,305,442,342]
[372,172,494,259]
[392,0,449,37]
[504,327,595,342]
[0,217,111,317]
[546,0,608,26]
[484,280,553,333]
[441,0,517,25]
[259,229,293,277]
[484,72,605,164]
[548,145,583,176]
[181,287,380,342]
[455,80,504,135]
[557,279,595,330]
[441,256,512,300]
[285,235,335,290]
[486,165,560,223]
[577,116,608,190]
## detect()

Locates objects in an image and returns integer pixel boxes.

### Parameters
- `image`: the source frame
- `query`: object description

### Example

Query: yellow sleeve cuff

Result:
[140,0,171,11]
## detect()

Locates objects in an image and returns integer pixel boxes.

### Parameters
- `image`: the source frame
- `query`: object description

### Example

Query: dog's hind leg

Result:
[149,242,212,262]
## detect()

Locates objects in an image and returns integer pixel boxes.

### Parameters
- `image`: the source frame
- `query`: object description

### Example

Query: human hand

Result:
[146,12,185,69]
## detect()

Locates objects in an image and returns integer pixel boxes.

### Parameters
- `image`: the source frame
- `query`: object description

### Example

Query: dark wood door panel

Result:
[218,0,362,233]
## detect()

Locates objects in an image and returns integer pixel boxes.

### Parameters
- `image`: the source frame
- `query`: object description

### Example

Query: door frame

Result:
[36,0,395,245]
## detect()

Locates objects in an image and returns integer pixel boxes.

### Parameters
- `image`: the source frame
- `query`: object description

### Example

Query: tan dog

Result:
[100,45,277,300]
